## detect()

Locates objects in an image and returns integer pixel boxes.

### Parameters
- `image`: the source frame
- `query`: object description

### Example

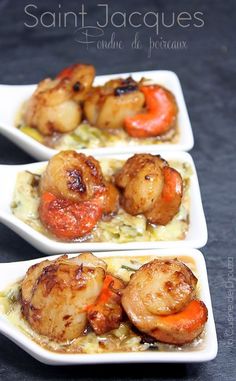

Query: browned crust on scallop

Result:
[122,259,197,319]
[84,78,145,130]
[21,254,105,342]
[115,154,183,225]
[145,167,183,225]
[39,151,119,215]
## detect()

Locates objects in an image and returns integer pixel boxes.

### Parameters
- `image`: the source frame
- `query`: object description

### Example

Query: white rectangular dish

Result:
[0,70,194,160]
[0,151,207,253]
[0,248,217,365]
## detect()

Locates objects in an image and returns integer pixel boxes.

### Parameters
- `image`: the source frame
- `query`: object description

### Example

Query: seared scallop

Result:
[21,254,106,342]
[40,150,119,214]
[84,77,145,129]
[121,258,207,345]
[24,64,95,135]
[24,78,82,135]
[57,63,95,102]
[115,154,166,215]
[122,259,197,322]
[115,153,183,225]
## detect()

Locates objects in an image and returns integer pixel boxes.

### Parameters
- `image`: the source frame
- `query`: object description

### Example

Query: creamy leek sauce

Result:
[0,255,205,354]
[11,159,191,243]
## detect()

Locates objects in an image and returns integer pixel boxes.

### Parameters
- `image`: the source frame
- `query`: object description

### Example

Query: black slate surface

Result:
[0,0,235,380]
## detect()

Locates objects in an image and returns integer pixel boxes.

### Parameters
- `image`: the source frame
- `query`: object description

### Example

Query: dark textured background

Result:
[0,0,235,380]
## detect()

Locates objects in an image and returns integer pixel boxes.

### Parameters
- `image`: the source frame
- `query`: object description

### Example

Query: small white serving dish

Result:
[0,151,207,254]
[0,248,217,365]
[0,70,194,160]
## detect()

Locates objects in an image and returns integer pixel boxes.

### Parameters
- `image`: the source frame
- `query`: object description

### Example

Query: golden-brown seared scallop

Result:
[115,153,183,225]
[115,154,166,215]
[121,259,207,345]
[145,166,183,225]
[40,150,119,215]
[39,151,119,239]
[24,78,82,135]
[24,64,95,135]
[84,77,145,129]
[40,151,105,202]
[57,63,95,102]
[122,259,197,320]
[21,254,106,342]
